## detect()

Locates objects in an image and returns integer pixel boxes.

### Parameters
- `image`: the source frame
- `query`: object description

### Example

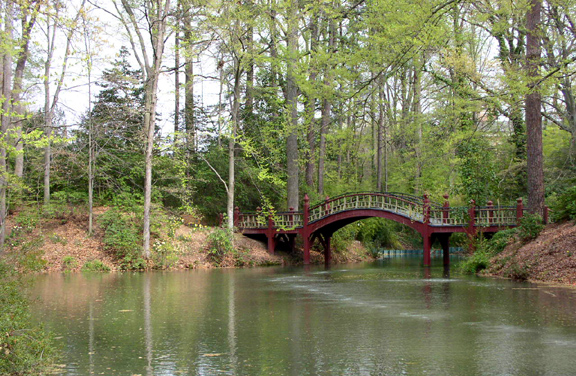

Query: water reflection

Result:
[29,258,576,376]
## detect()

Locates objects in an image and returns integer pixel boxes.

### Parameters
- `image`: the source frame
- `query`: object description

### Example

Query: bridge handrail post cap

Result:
[304,194,309,202]
[469,199,476,206]
[289,207,294,212]
[517,198,523,204]
[487,200,493,206]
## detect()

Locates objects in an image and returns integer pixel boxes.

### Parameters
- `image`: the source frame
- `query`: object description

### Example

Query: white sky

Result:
[28,0,222,135]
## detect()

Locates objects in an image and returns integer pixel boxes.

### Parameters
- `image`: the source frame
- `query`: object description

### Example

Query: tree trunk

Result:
[0,1,14,250]
[285,0,299,210]
[305,13,319,189]
[184,30,195,155]
[525,0,545,216]
[318,13,335,196]
[12,5,39,178]
[228,63,240,231]
[174,29,180,134]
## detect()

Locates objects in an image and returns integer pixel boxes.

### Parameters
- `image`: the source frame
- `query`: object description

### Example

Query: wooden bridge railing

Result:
[234,193,541,230]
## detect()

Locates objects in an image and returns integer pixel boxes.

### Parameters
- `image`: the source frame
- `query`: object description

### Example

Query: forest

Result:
[1,0,575,260]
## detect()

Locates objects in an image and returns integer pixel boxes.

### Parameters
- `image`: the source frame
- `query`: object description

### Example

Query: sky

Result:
[29,0,222,136]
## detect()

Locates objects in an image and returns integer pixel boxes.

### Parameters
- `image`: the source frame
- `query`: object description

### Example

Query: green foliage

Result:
[62,256,78,270]
[99,209,145,270]
[455,136,498,205]
[356,218,404,251]
[151,240,179,269]
[518,213,544,241]
[82,260,111,272]
[486,229,517,254]
[460,229,517,274]
[206,228,234,266]
[13,237,47,272]
[505,261,531,281]
[460,250,490,274]
[550,187,576,222]
[13,206,40,234]
[331,225,358,254]
[0,262,57,375]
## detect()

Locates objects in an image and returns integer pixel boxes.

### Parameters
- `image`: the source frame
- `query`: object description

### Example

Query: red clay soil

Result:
[487,221,576,285]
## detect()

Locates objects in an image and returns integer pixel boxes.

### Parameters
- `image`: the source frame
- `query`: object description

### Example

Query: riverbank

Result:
[485,221,576,285]
[3,206,373,273]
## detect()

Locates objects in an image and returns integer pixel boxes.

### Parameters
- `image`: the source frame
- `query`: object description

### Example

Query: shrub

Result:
[62,256,78,270]
[460,250,490,274]
[356,218,402,251]
[0,262,57,374]
[152,240,179,269]
[206,228,234,265]
[551,187,576,222]
[486,228,517,255]
[82,260,111,272]
[506,261,530,281]
[331,225,357,254]
[13,206,40,234]
[99,209,145,270]
[15,237,47,272]
[518,213,544,241]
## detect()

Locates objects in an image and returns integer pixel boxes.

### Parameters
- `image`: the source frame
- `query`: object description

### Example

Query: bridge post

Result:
[303,194,311,265]
[423,233,432,266]
[423,194,430,224]
[438,234,450,266]
[442,194,450,224]
[487,200,494,225]
[468,200,476,235]
[234,207,240,228]
[516,198,524,223]
[324,235,332,266]
[267,215,276,254]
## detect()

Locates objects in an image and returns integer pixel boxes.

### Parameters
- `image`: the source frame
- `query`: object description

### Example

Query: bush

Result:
[506,261,530,281]
[62,256,78,270]
[331,225,357,254]
[356,218,403,251]
[206,228,234,265]
[82,260,111,272]
[486,228,517,255]
[518,213,544,241]
[551,187,576,222]
[460,250,490,274]
[99,209,145,270]
[151,240,179,269]
[0,262,57,374]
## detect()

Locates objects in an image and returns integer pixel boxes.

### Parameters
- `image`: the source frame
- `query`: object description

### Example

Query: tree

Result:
[114,0,172,258]
[525,0,545,216]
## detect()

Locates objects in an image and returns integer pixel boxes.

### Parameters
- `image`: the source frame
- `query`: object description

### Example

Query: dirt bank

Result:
[4,207,372,272]
[486,221,576,285]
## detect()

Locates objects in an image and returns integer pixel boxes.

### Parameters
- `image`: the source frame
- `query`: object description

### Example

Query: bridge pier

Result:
[437,234,450,266]
[423,235,432,266]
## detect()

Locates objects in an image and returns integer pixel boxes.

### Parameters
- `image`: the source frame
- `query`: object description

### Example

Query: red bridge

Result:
[233,192,547,266]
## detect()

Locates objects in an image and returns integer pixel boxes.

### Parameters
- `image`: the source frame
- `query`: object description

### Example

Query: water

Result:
[29,257,576,375]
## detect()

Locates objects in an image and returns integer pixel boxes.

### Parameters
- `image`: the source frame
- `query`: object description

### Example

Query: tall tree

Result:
[525,0,545,215]
[115,0,172,258]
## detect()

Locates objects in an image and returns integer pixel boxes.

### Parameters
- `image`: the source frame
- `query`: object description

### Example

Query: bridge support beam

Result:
[267,234,276,254]
[423,235,432,266]
[438,234,450,266]
[303,236,311,265]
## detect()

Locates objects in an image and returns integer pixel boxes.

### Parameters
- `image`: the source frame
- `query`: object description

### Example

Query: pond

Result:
[30,257,576,375]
